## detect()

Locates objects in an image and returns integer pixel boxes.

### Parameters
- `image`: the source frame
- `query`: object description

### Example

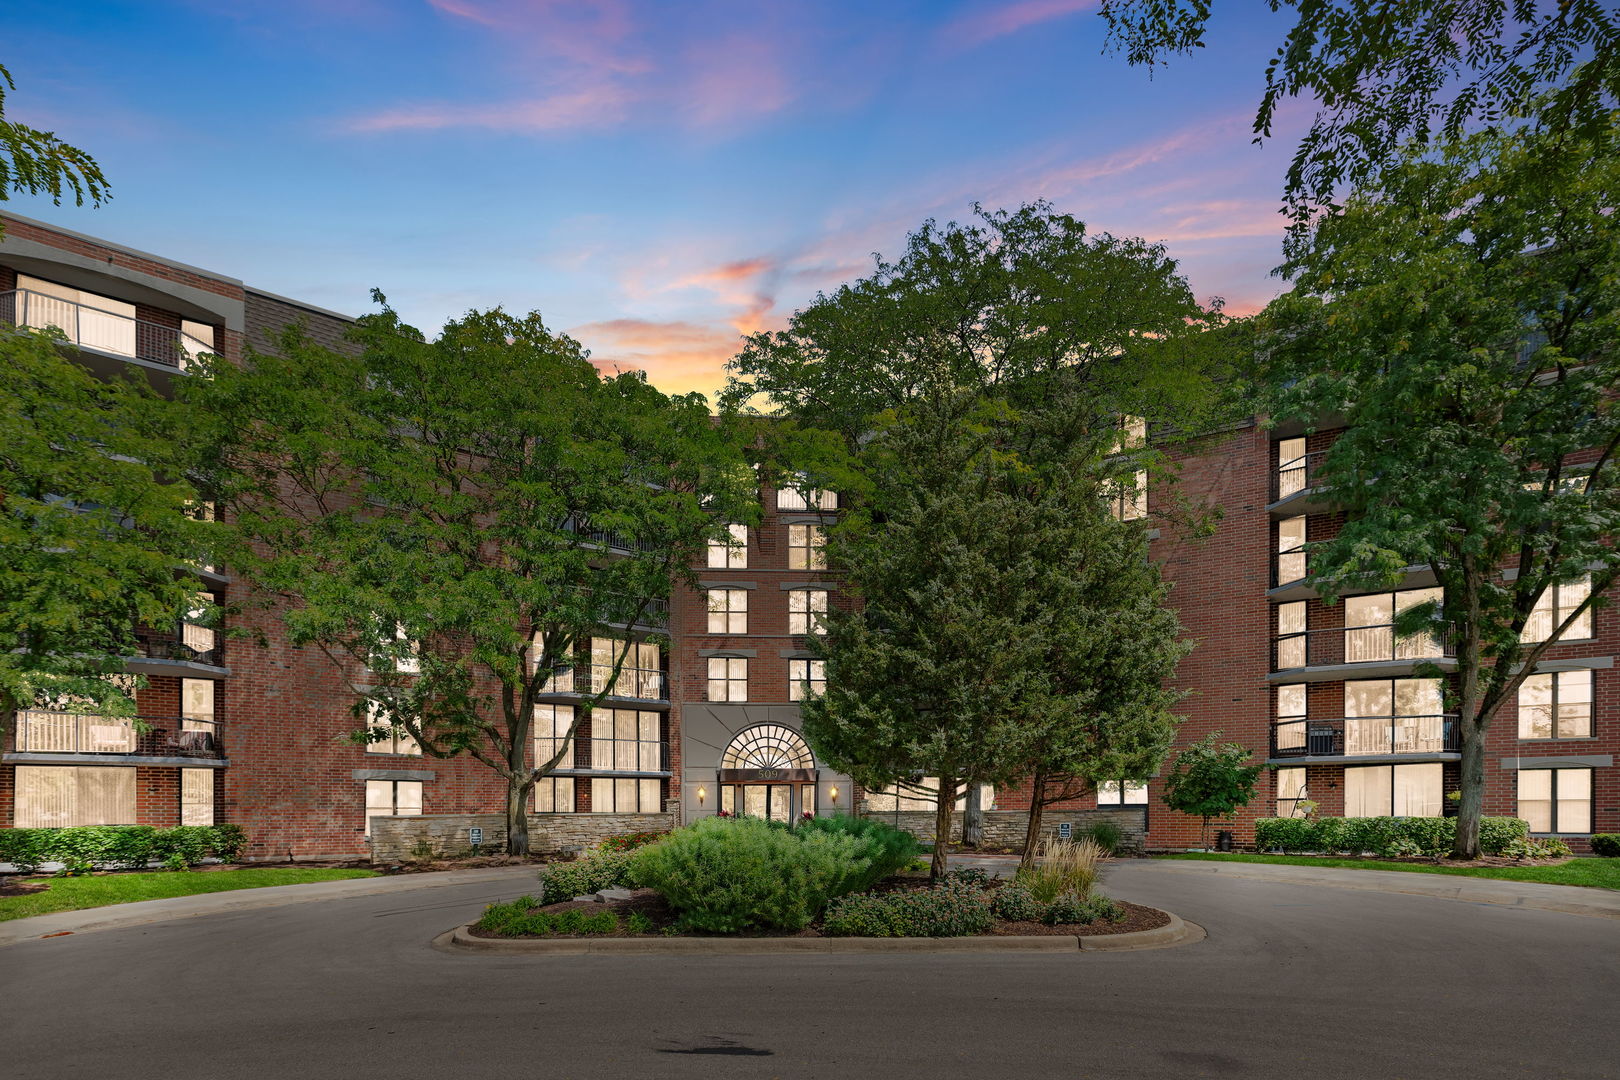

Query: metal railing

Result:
[135,623,222,667]
[561,513,657,555]
[1273,449,1328,502]
[534,664,667,701]
[1273,549,1308,588]
[0,289,213,369]
[1272,623,1453,670]
[12,710,224,759]
[534,737,670,773]
[1271,714,1459,758]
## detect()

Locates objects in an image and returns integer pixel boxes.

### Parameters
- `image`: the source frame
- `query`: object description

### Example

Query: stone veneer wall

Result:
[369,812,674,862]
[859,808,1147,852]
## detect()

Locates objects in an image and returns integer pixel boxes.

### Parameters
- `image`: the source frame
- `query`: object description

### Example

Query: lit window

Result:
[1276,767,1308,818]
[1096,780,1148,805]
[777,476,837,511]
[13,765,136,827]
[590,776,662,813]
[788,659,825,701]
[590,708,662,771]
[181,768,214,826]
[533,776,575,813]
[788,589,828,634]
[1517,767,1592,833]
[1276,516,1306,584]
[365,700,422,755]
[1343,763,1442,817]
[1521,577,1593,642]
[181,678,215,734]
[865,779,992,812]
[787,524,826,570]
[532,704,575,770]
[1343,588,1443,663]
[707,523,748,568]
[707,588,748,634]
[364,779,422,836]
[707,657,748,702]
[1274,683,1308,753]
[1518,670,1593,740]
[16,273,137,356]
[1276,436,1308,498]
[589,637,662,698]
[1343,678,1447,755]
[1275,602,1307,669]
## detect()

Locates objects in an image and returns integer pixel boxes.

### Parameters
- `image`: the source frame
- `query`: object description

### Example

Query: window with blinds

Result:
[14,766,137,827]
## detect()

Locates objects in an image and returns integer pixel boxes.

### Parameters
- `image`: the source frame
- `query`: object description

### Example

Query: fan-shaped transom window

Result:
[721,725,814,770]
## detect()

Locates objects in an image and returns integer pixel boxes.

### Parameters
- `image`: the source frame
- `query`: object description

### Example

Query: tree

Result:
[1101,1,1620,225]
[1160,732,1263,850]
[1,328,215,731]
[1259,116,1620,857]
[187,299,755,855]
[0,62,109,229]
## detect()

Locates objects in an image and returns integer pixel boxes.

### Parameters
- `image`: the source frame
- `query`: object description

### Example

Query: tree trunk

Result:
[506,775,532,856]
[1021,768,1048,871]
[1200,815,1210,851]
[963,782,983,849]
[930,775,956,879]
[1451,566,1486,860]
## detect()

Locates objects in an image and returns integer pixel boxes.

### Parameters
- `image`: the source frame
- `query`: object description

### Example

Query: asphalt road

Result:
[3,861,1616,1080]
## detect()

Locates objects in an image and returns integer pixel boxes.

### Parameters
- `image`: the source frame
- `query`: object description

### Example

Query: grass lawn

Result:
[0,867,380,922]
[1157,852,1620,890]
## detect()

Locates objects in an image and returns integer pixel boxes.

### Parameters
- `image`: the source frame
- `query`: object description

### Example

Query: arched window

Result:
[720,725,814,770]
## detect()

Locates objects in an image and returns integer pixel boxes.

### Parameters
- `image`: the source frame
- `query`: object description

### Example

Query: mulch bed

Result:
[467,880,1169,941]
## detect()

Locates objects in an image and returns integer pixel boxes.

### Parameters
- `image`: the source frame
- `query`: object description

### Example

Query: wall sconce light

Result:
[697,786,707,806]
[828,785,839,805]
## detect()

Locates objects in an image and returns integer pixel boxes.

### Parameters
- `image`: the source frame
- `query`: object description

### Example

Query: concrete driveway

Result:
[2,860,1615,1079]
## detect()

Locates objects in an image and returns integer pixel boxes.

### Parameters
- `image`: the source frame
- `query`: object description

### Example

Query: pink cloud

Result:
[345,83,634,133]
[940,0,1100,49]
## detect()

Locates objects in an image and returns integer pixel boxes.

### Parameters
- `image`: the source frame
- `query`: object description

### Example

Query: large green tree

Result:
[1260,116,1620,857]
[0,62,109,228]
[1101,1,1620,224]
[187,299,755,854]
[1,328,215,730]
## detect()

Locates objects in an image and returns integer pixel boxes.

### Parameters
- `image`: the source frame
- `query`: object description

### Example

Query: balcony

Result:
[1270,449,1329,512]
[1271,714,1460,761]
[8,710,224,762]
[1271,623,1455,680]
[536,736,670,775]
[562,513,656,555]
[134,623,223,670]
[0,288,213,370]
[534,664,668,702]
[587,590,669,629]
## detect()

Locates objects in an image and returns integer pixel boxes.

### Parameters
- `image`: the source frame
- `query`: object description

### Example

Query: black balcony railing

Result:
[12,710,224,759]
[1271,714,1459,758]
[1273,449,1328,503]
[1272,623,1455,670]
[0,289,214,369]
[135,623,222,667]
[534,737,670,773]
[561,513,657,555]
[534,664,667,701]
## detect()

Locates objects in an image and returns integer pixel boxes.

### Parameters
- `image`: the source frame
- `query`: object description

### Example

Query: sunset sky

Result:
[5,1,1306,398]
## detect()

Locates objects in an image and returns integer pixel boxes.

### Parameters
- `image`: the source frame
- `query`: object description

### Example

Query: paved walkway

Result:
[0,865,539,947]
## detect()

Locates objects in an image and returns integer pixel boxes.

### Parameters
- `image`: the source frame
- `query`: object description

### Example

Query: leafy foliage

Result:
[594,830,668,853]
[821,877,995,938]
[794,814,922,889]
[0,824,248,875]
[476,900,621,937]
[1258,117,1620,855]
[1254,816,1528,857]
[538,848,636,903]
[1160,733,1263,847]
[989,880,1044,922]
[0,62,109,225]
[1042,893,1126,926]
[1101,1,1620,226]
[1591,834,1620,857]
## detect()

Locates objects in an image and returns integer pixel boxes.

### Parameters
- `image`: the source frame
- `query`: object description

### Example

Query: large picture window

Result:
[1517,768,1591,834]
[1276,767,1308,818]
[532,704,575,771]
[1342,588,1443,663]
[777,478,837,511]
[788,589,828,634]
[707,657,748,702]
[1518,670,1594,740]
[1343,678,1447,756]
[590,709,662,771]
[13,766,136,828]
[707,588,748,634]
[1521,577,1593,642]
[534,776,576,813]
[707,523,748,568]
[1096,780,1147,805]
[788,659,825,701]
[787,524,827,570]
[589,777,662,813]
[1343,763,1442,818]
[365,700,422,756]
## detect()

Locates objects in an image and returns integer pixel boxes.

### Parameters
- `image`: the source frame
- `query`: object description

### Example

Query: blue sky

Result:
[5,1,1304,396]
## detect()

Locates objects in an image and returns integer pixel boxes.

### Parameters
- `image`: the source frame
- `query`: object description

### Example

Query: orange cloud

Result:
[571,317,745,397]
[940,0,1099,49]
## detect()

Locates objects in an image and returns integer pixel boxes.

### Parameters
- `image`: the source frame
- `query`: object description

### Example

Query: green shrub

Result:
[1590,834,1620,857]
[539,848,635,903]
[1079,820,1124,854]
[475,898,622,937]
[1501,836,1572,859]
[627,816,875,933]
[1253,816,1528,856]
[944,866,990,887]
[796,815,921,889]
[0,824,247,874]
[1042,894,1126,925]
[822,879,994,938]
[989,881,1043,922]
[626,911,655,935]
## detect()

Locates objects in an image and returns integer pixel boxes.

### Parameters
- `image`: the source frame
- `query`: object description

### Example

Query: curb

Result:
[437,907,1203,955]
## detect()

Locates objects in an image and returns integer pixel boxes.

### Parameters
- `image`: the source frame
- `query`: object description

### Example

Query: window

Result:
[1518,670,1594,740]
[533,704,576,770]
[181,768,214,826]
[16,273,137,356]
[364,779,422,836]
[787,524,827,570]
[1343,588,1442,663]
[1276,767,1308,818]
[1276,516,1306,584]
[534,776,576,813]
[14,766,137,827]
[1344,763,1442,817]
[1276,436,1308,498]
[1517,768,1592,834]
[1521,577,1593,642]
[788,589,828,634]
[866,779,993,812]
[788,659,825,701]
[365,701,422,755]
[1343,678,1447,755]
[181,678,215,733]
[590,709,662,771]
[707,657,748,701]
[589,637,662,698]
[707,523,749,568]
[1275,602,1307,669]
[1097,780,1148,805]
[707,588,748,634]
[590,777,662,813]
[183,592,218,660]
[1275,683,1307,752]
[1108,470,1149,521]
[393,624,420,674]
[777,477,837,511]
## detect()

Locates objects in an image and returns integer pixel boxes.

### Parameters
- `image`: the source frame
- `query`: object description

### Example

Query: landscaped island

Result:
[469,816,1165,940]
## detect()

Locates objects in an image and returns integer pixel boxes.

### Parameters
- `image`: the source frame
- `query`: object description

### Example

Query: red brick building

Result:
[3,213,1613,858]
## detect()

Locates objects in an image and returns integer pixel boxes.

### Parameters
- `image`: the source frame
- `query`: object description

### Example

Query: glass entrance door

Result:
[720,783,817,821]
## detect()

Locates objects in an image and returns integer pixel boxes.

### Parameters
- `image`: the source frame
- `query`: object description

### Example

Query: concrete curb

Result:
[437,907,1202,955]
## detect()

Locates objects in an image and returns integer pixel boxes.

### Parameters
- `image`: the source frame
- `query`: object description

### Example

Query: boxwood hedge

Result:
[1252,816,1528,857]
[0,824,248,874]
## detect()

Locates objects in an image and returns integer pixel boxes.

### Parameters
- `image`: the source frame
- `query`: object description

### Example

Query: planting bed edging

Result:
[437,908,1202,955]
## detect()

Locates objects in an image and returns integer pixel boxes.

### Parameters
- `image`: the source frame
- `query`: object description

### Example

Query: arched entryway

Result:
[718,724,818,822]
